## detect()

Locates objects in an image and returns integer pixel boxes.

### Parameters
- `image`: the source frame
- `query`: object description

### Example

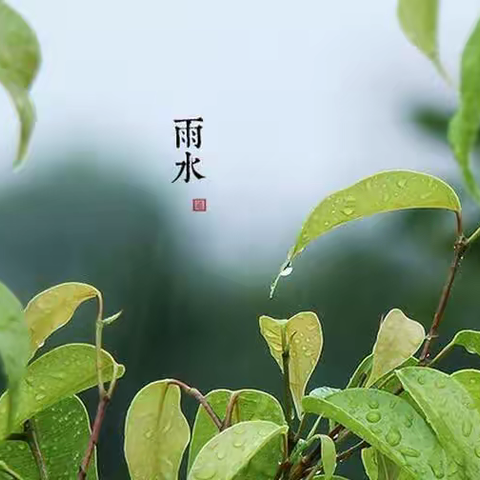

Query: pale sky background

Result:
[1,1,480,273]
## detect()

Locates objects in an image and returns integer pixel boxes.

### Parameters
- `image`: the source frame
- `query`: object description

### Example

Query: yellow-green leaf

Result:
[188,389,285,472]
[124,380,190,480]
[366,309,425,387]
[0,1,41,166]
[188,421,287,480]
[0,396,98,479]
[259,312,323,417]
[397,0,446,78]
[0,282,30,432]
[0,343,124,438]
[272,171,460,295]
[25,282,101,358]
[362,447,413,480]
[25,283,102,356]
[448,16,480,205]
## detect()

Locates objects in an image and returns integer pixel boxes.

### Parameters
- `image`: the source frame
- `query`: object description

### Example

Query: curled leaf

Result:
[319,434,336,480]
[124,380,190,480]
[259,312,323,417]
[272,171,460,295]
[366,309,425,387]
[25,282,101,357]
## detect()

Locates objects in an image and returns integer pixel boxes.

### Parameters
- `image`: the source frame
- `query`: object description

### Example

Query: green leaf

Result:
[366,309,425,387]
[188,421,287,480]
[312,477,350,480]
[0,396,98,479]
[0,343,124,438]
[271,171,460,295]
[397,0,445,78]
[362,447,413,480]
[124,380,190,480]
[0,282,30,432]
[25,283,101,358]
[319,434,336,480]
[303,388,447,479]
[188,389,285,473]
[0,1,41,166]
[259,312,323,417]
[439,329,480,360]
[397,367,480,478]
[452,369,480,413]
[448,16,480,205]
[0,461,23,480]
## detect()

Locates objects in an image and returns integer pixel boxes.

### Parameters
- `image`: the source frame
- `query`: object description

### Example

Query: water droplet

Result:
[233,425,245,435]
[233,438,246,448]
[474,445,480,458]
[145,430,153,439]
[366,411,381,423]
[400,447,420,458]
[216,449,226,460]
[194,464,217,480]
[280,263,293,277]
[383,194,390,202]
[386,428,402,447]
[429,459,445,479]
[368,400,379,409]
[342,208,354,216]
[462,420,473,437]
[35,393,46,401]
[420,192,432,200]
[397,179,407,188]
[417,375,426,385]
[404,416,414,428]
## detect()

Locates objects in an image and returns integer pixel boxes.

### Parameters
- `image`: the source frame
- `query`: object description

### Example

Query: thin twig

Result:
[419,235,468,364]
[0,461,24,480]
[336,439,369,463]
[78,394,110,479]
[168,379,222,430]
[25,419,48,480]
[281,329,294,431]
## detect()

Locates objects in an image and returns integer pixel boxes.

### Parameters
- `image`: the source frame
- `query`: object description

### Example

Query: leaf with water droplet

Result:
[25,282,101,358]
[0,2,41,166]
[188,421,287,480]
[271,171,460,295]
[0,343,124,438]
[0,396,98,479]
[259,312,323,417]
[0,282,30,433]
[397,0,446,80]
[448,15,480,205]
[366,309,425,387]
[125,380,190,480]
[188,389,285,473]
[397,367,480,478]
[303,388,446,479]
[310,386,341,399]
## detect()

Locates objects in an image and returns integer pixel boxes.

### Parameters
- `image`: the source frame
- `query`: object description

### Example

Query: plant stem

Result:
[419,234,468,363]
[78,393,110,480]
[0,461,24,480]
[25,420,48,480]
[168,379,222,430]
[281,329,294,432]
[222,391,240,430]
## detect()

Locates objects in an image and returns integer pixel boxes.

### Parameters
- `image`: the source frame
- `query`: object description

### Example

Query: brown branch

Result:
[25,419,48,480]
[419,234,468,364]
[168,380,222,430]
[78,394,110,479]
[222,391,241,430]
